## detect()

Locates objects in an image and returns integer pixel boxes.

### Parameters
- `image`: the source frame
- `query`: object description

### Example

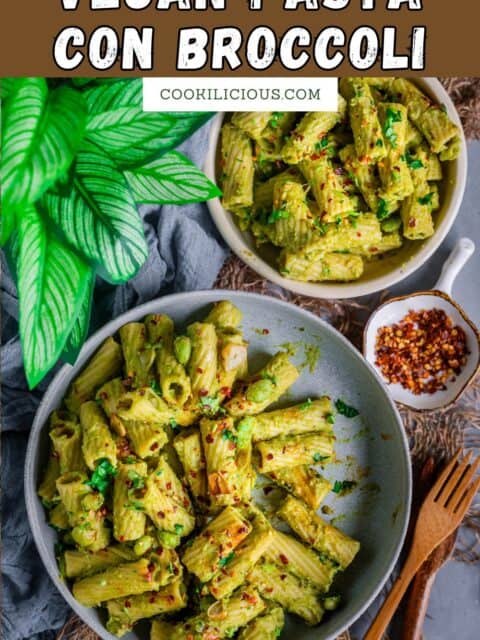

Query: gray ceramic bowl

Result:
[25,291,412,640]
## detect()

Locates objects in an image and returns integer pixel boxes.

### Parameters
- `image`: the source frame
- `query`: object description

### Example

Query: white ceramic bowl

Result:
[25,291,411,640]
[205,78,468,299]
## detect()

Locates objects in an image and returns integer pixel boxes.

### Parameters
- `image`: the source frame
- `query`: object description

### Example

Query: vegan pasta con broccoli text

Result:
[219,78,461,283]
[39,300,360,639]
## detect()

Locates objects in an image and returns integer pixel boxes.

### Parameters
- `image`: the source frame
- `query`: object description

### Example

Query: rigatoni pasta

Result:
[38,300,361,638]
[219,78,461,283]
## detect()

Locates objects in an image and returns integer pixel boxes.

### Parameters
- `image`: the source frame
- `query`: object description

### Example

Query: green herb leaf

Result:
[313,453,329,463]
[383,108,402,149]
[199,395,223,416]
[333,480,357,494]
[418,192,433,206]
[335,398,359,418]
[13,205,91,388]
[86,458,118,495]
[267,209,290,224]
[174,523,184,534]
[1,80,86,245]
[300,398,313,411]
[376,198,390,221]
[83,80,213,168]
[326,413,336,425]
[125,151,221,205]
[218,551,235,567]
[61,270,95,365]
[43,140,148,284]
[315,137,329,151]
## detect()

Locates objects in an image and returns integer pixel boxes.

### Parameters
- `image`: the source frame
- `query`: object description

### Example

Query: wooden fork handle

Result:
[364,552,426,640]
[401,568,436,640]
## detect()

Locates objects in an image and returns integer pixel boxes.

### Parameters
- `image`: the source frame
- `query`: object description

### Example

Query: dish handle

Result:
[434,237,475,296]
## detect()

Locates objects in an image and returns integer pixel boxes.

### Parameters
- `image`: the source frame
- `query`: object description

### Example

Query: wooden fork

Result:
[364,450,480,640]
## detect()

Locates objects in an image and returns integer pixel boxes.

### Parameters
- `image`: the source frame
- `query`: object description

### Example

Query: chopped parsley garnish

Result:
[169,417,178,431]
[405,152,424,170]
[314,219,328,235]
[376,198,390,221]
[333,480,358,494]
[326,412,336,425]
[218,551,235,567]
[335,215,342,227]
[313,453,329,463]
[222,429,237,443]
[268,112,283,129]
[85,458,117,495]
[174,523,184,534]
[383,108,402,148]
[127,469,145,490]
[335,398,359,418]
[375,138,384,147]
[126,500,144,512]
[315,137,330,151]
[418,192,434,206]
[300,398,313,411]
[150,379,161,394]
[267,208,290,224]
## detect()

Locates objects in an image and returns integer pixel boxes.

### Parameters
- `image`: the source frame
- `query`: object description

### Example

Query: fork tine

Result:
[431,449,461,501]
[437,451,473,506]
[452,474,480,516]
[449,457,480,511]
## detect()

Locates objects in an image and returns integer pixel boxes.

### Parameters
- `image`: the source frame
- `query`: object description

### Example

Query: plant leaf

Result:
[83,79,213,168]
[125,151,222,204]
[1,80,87,245]
[43,140,148,284]
[1,77,17,100]
[14,205,91,389]
[61,269,95,365]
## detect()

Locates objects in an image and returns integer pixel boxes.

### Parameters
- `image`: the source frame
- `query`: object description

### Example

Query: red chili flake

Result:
[408,218,416,228]
[262,328,269,335]
[166,482,172,490]
[237,525,249,534]
[119,535,125,542]
[375,308,469,395]
[157,511,165,519]
[197,367,204,374]
[206,434,214,444]
[280,574,287,580]
[155,546,164,555]
[124,600,131,608]
[149,595,156,604]
[266,453,274,460]
[334,167,344,175]
[199,389,209,397]
[150,442,159,451]
[220,386,232,398]
[190,470,198,478]
[263,486,274,496]
[279,554,289,565]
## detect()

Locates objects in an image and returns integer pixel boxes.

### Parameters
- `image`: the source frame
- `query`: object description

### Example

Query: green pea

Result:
[134,535,154,556]
[157,531,181,549]
[381,215,402,233]
[81,492,104,511]
[323,595,341,611]
[174,336,192,366]
[246,379,274,403]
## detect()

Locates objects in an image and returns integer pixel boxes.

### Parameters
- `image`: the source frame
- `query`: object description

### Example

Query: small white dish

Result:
[204,78,468,300]
[363,238,480,411]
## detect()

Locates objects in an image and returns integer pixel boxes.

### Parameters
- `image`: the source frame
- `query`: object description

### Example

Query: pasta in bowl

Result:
[205,78,467,298]
[26,292,411,640]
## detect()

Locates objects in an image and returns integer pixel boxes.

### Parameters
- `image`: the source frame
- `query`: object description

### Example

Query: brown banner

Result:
[0,1,479,76]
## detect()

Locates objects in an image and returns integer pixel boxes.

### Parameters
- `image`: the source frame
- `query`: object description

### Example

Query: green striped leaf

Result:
[1,79,86,245]
[61,269,95,365]
[125,151,222,205]
[83,80,213,168]
[14,205,92,389]
[43,140,148,284]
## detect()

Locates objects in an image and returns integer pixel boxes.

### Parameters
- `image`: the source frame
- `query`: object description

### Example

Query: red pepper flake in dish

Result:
[374,308,469,395]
